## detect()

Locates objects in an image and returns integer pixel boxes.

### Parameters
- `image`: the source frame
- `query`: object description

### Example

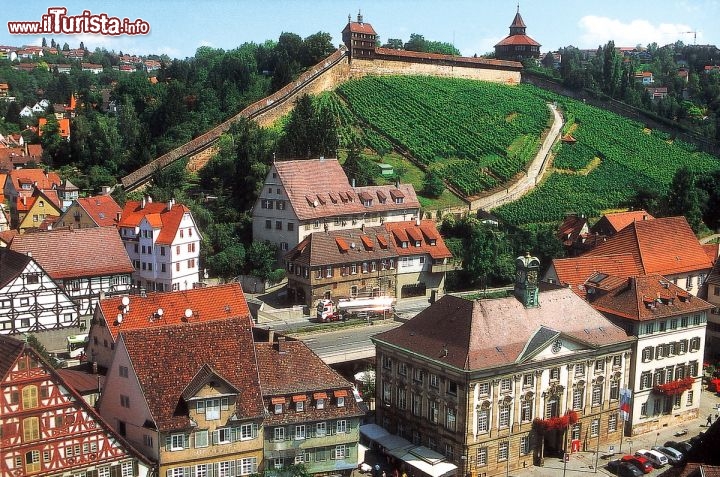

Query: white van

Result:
[636,449,668,467]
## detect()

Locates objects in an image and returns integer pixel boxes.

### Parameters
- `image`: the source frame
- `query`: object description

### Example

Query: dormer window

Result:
[296,400,304,412]
[316,398,325,409]
[415,240,421,247]
[395,197,404,204]
[274,403,283,414]
[337,397,345,407]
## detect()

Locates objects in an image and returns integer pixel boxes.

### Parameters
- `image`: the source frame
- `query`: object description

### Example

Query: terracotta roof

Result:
[285,225,396,267]
[8,168,61,193]
[510,11,527,28]
[97,283,250,341]
[118,199,193,245]
[384,220,453,260]
[548,253,642,299]
[76,195,122,227]
[9,227,133,279]
[255,339,364,425]
[590,210,654,236]
[587,274,713,321]
[344,21,377,35]
[703,243,719,265]
[0,229,18,246]
[272,159,420,221]
[119,318,264,431]
[374,48,524,69]
[57,366,105,394]
[495,34,541,47]
[373,289,631,372]
[557,214,588,243]
[584,216,713,276]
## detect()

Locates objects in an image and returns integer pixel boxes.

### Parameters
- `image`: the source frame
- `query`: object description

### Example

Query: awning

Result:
[359,423,390,441]
[388,446,458,477]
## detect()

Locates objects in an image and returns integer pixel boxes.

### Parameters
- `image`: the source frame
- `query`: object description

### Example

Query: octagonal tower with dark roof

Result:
[494,6,541,61]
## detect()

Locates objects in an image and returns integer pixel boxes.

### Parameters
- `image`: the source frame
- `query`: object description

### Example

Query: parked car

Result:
[636,449,668,468]
[607,459,644,477]
[620,455,653,474]
[652,446,684,465]
[664,440,692,454]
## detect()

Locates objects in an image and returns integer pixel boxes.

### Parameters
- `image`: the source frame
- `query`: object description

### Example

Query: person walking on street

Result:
[707,414,712,426]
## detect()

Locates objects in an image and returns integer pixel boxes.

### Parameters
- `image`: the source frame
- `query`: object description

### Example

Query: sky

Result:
[2,1,719,60]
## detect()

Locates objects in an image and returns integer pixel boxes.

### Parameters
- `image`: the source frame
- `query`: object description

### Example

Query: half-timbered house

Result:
[9,227,133,321]
[0,334,152,476]
[0,248,80,349]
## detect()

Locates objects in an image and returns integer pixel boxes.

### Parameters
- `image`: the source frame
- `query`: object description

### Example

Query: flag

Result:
[619,388,632,421]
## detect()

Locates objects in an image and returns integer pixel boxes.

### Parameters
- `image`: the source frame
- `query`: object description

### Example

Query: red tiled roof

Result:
[57,367,105,394]
[549,253,642,299]
[285,226,396,267]
[584,216,712,276]
[119,200,193,245]
[8,168,61,193]
[0,229,18,246]
[120,318,264,431]
[385,220,453,260]
[587,274,713,321]
[9,227,133,279]
[255,339,364,425]
[272,159,420,221]
[76,195,122,227]
[703,243,719,265]
[495,34,541,47]
[344,21,377,35]
[97,283,251,341]
[591,210,654,236]
[373,290,631,371]
[510,11,527,28]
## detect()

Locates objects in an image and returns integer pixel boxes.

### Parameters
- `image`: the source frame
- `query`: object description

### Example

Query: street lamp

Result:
[626,439,633,456]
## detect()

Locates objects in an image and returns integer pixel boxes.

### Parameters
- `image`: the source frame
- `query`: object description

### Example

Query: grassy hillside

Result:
[321,75,720,225]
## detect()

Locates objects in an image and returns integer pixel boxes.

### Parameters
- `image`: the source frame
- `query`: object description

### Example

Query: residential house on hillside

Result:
[15,188,62,232]
[546,216,712,297]
[589,210,654,238]
[98,318,265,477]
[0,248,79,342]
[55,178,80,210]
[256,334,365,474]
[285,225,397,307]
[57,194,122,229]
[38,117,71,139]
[86,283,250,370]
[253,158,420,258]
[585,274,711,435]
[3,168,61,226]
[9,227,134,319]
[371,255,633,477]
[342,11,378,60]
[285,220,453,307]
[118,197,201,292]
[557,213,589,256]
[0,334,152,477]
[494,7,541,61]
[385,220,454,300]
[646,87,669,100]
[634,71,654,84]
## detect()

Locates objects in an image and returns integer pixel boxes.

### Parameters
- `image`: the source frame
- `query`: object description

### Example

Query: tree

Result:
[383,38,403,49]
[42,37,47,47]
[302,32,334,66]
[664,165,707,232]
[404,33,427,52]
[422,170,445,198]
[342,142,374,187]
[39,116,67,166]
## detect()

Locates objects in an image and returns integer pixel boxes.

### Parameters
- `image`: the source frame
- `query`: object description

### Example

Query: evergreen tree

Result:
[664,166,707,232]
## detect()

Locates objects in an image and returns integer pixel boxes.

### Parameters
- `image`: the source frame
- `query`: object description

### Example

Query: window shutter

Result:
[207,464,214,477]
[184,467,191,477]
[166,471,173,477]
[252,423,258,438]
[230,460,236,477]
[184,433,190,449]
[165,435,171,451]
[212,430,218,445]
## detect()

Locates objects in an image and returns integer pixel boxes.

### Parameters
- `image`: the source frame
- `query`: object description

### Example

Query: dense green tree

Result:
[422,170,445,198]
[383,38,403,49]
[341,142,375,187]
[664,165,707,232]
[302,32,334,65]
[39,116,68,166]
[404,34,427,52]
[697,170,720,231]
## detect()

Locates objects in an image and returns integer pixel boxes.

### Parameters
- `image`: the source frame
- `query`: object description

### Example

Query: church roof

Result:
[510,11,527,28]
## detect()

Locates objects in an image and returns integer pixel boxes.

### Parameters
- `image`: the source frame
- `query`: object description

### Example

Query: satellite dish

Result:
[184,308,193,319]
[157,308,164,317]
[116,314,123,324]
[121,296,130,306]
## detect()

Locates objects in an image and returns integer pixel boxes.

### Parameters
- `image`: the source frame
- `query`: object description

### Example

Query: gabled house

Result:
[253,158,420,259]
[9,227,134,319]
[86,283,250,370]
[81,63,103,74]
[385,220,454,300]
[3,169,61,223]
[16,188,62,233]
[55,178,79,210]
[371,255,633,477]
[118,197,201,292]
[646,86,669,100]
[98,317,265,477]
[255,334,365,473]
[589,209,654,238]
[0,334,152,477]
[585,274,712,435]
[634,71,654,84]
[0,248,80,344]
[38,117,71,139]
[341,11,378,60]
[57,194,122,229]
[19,105,33,118]
[285,225,397,307]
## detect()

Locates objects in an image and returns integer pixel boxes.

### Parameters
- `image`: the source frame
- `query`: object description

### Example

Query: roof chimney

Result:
[116,211,121,222]
[268,329,275,344]
[277,336,286,353]
[167,199,173,211]
[140,197,146,209]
